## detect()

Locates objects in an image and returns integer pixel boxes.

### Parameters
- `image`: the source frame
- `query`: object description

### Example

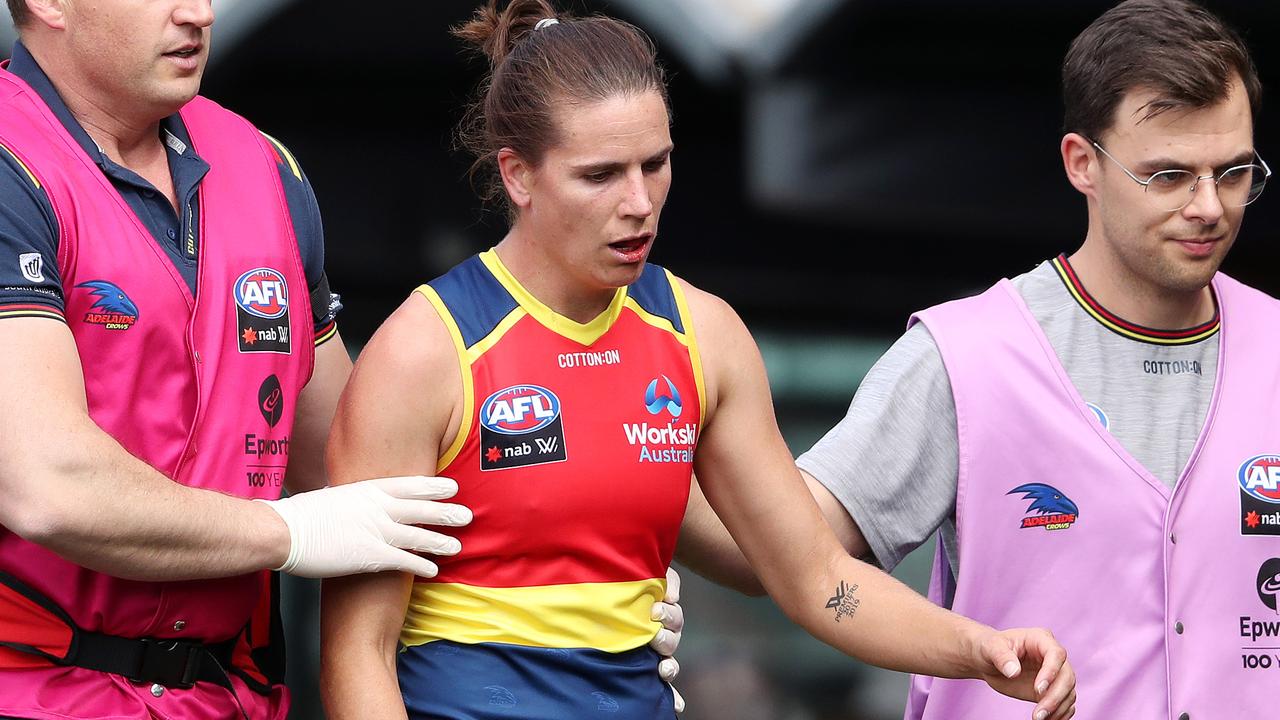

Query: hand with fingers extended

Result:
[649,566,686,713]
[259,475,473,578]
[971,626,1076,720]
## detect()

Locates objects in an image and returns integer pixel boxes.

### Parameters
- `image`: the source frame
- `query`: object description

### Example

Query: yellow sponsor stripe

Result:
[401,578,665,653]
[415,285,474,471]
[0,142,40,189]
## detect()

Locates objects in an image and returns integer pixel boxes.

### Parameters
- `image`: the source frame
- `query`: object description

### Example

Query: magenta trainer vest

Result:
[0,66,312,720]
[904,277,1280,720]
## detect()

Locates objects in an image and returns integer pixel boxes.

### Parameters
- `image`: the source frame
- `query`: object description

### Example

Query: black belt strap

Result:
[68,632,237,690]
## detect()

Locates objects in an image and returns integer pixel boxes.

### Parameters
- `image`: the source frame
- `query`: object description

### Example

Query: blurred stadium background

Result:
[6,1,1280,717]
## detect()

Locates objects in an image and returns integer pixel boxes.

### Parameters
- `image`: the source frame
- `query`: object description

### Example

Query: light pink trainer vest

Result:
[905,277,1280,720]
[0,67,312,719]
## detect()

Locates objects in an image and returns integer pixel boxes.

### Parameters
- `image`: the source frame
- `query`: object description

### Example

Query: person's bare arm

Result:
[285,333,354,493]
[0,317,288,580]
[683,284,1075,720]
[676,469,870,596]
[321,292,465,719]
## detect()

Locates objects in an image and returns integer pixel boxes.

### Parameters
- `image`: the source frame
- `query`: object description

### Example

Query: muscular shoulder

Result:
[675,278,760,420]
[331,290,462,478]
[354,291,457,389]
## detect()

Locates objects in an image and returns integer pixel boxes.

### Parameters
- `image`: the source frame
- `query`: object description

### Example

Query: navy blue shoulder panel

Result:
[427,256,519,349]
[626,263,684,334]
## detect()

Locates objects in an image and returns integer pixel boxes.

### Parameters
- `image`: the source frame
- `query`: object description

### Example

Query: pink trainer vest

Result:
[905,276,1280,720]
[0,66,312,720]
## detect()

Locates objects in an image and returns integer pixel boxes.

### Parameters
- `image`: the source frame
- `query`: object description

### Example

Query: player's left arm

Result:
[284,334,353,493]
[682,281,1076,720]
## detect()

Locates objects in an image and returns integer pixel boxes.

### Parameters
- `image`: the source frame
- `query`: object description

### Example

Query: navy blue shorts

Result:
[398,640,676,720]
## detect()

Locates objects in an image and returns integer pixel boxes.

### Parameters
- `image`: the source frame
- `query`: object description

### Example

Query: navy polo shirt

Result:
[0,42,341,344]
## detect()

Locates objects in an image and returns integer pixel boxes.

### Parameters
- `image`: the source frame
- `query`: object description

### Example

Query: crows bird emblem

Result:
[1007,483,1079,517]
[77,281,139,318]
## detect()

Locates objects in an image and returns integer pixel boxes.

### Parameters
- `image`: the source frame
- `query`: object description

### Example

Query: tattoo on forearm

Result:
[825,580,861,622]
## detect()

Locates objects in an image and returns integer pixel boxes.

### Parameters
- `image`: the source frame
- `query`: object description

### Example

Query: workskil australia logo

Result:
[627,375,696,464]
[479,384,568,471]
[76,280,139,330]
[1239,454,1280,536]
[235,267,291,354]
[1008,483,1079,531]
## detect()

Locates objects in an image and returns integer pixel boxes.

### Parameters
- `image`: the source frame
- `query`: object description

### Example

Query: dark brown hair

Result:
[1063,0,1260,140]
[453,0,669,213]
[7,0,30,28]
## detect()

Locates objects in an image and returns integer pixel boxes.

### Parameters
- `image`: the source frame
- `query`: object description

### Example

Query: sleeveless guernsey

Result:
[398,251,702,719]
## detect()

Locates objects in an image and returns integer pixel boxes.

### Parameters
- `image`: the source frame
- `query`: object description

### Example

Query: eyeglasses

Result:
[1091,141,1271,212]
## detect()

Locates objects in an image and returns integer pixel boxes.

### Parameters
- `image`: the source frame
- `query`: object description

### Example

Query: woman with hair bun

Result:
[320,2,1077,719]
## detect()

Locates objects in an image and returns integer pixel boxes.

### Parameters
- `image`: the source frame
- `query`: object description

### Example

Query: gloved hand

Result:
[259,475,472,578]
[649,566,686,713]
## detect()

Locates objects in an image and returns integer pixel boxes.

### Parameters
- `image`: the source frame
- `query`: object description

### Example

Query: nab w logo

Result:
[234,268,289,319]
[480,385,561,435]
[1240,455,1280,504]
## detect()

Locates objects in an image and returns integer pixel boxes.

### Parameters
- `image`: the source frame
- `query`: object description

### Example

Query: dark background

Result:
[201,0,1280,346]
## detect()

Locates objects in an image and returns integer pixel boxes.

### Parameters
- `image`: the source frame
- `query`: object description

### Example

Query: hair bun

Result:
[453,0,561,69]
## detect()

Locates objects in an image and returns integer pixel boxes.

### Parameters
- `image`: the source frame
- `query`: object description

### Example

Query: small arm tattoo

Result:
[825,580,861,622]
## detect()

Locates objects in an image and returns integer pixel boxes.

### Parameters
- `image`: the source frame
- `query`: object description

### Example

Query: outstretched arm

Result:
[684,284,1075,720]
[0,317,464,581]
[676,469,870,596]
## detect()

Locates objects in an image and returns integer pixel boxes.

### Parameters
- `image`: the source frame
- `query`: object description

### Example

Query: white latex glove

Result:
[259,475,472,578]
[650,566,686,713]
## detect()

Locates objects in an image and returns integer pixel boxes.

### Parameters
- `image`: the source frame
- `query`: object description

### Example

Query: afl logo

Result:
[480,385,561,435]
[1239,455,1280,504]
[234,268,289,319]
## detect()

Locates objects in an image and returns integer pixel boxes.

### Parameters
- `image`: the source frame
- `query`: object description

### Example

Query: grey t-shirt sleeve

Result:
[796,322,958,572]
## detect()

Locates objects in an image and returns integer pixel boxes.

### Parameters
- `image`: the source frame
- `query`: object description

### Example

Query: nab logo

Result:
[1239,455,1280,504]
[480,385,561,435]
[1008,483,1079,531]
[234,268,289,319]
[644,375,682,418]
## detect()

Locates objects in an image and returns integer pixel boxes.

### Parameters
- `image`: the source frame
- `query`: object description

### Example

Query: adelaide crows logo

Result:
[1008,483,1079,531]
[76,280,138,330]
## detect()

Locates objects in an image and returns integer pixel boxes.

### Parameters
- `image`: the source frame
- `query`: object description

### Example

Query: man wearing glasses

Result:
[676,1,1276,718]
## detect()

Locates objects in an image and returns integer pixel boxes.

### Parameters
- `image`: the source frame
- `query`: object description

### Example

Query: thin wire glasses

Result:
[1092,141,1271,212]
